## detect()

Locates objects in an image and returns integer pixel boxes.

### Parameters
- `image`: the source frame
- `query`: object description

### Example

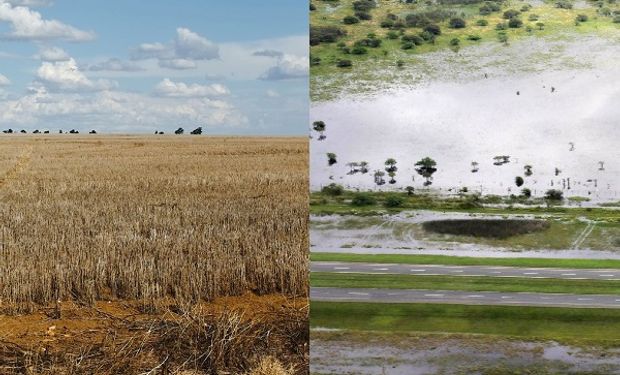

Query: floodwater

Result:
[311,332,620,374]
[310,35,620,203]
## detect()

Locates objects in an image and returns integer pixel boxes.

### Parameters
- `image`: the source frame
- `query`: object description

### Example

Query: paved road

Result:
[312,261,620,280]
[311,287,620,308]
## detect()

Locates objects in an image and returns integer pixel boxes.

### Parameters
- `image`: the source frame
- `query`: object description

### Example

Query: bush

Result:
[528,14,539,21]
[467,34,482,41]
[576,14,588,22]
[353,0,376,12]
[387,30,399,39]
[310,3,316,11]
[343,15,360,24]
[449,17,467,28]
[401,41,415,50]
[337,59,352,67]
[449,37,460,46]
[503,9,520,19]
[476,19,489,26]
[381,19,395,28]
[521,4,532,11]
[508,18,523,28]
[310,56,321,66]
[521,188,532,198]
[310,26,346,45]
[424,24,442,35]
[321,183,344,196]
[402,34,425,45]
[496,22,508,30]
[515,176,524,187]
[556,0,573,8]
[384,195,405,208]
[351,193,376,206]
[356,11,372,20]
[351,45,367,54]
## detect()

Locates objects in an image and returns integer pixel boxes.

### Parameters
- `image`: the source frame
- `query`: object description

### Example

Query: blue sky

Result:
[0,0,308,134]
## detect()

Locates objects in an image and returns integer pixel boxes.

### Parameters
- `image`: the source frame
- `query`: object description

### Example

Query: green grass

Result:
[311,301,620,345]
[312,272,620,295]
[310,0,620,100]
[311,252,620,269]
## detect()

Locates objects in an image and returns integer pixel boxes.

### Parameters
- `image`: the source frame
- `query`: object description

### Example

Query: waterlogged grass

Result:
[311,272,620,295]
[311,301,620,345]
[311,252,620,269]
[310,0,620,100]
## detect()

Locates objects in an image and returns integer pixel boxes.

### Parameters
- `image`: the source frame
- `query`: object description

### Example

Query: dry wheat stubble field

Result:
[0,135,309,374]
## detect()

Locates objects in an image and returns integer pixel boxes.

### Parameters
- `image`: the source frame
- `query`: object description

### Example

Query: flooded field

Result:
[311,331,620,375]
[310,35,620,203]
[311,211,620,258]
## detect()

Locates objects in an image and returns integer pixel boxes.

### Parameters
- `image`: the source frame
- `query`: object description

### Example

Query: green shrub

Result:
[476,19,489,26]
[449,17,467,28]
[351,193,376,206]
[449,37,460,46]
[508,18,523,28]
[337,59,352,67]
[467,34,482,40]
[343,15,360,24]
[576,14,588,22]
[321,183,344,196]
[384,195,405,208]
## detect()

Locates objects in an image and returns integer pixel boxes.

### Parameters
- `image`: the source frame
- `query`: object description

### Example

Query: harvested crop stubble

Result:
[0,136,308,309]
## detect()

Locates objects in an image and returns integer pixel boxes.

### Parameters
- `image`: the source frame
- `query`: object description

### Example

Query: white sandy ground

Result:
[310,34,620,203]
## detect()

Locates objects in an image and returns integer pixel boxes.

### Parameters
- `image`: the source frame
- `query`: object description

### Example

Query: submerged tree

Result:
[312,120,327,140]
[359,161,369,174]
[471,161,479,173]
[385,158,397,173]
[327,153,337,166]
[515,176,524,187]
[405,186,415,196]
[415,157,437,186]
[374,170,386,186]
[524,165,533,177]
[346,162,360,175]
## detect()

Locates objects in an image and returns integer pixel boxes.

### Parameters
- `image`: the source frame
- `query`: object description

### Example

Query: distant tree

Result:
[20,130,26,134]
[346,162,360,175]
[575,14,588,22]
[327,153,337,166]
[374,170,386,186]
[89,130,97,134]
[415,157,438,186]
[33,129,40,134]
[312,121,327,141]
[175,127,184,135]
[476,19,489,26]
[191,127,203,135]
[503,9,520,19]
[515,176,524,187]
[524,165,533,176]
[545,189,564,201]
[521,188,532,198]
[471,161,479,173]
[536,22,545,30]
[405,186,415,195]
[385,158,397,173]
[359,161,369,174]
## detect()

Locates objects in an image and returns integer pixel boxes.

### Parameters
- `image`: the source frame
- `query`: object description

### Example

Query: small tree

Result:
[545,189,564,201]
[405,186,415,196]
[175,127,184,135]
[515,176,524,187]
[343,15,360,24]
[524,165,533,176]
[191,127,202,135]
[313,120,327,140]
[385,158,397,173]
[415,157,438,186]
[374,170,386,186]
[359,161,369,174]
[521,188,532,198]
[327,153,337,166]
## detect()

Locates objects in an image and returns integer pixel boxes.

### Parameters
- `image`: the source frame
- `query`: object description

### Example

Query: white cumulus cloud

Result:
[0,1,95,41]
[36,58,116,91]
[36,46,70,61]
[0,73,10,86]
[259,54,308,81]
[158,58,197,70]
[153,78,229,98]
[87,58,143,72]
